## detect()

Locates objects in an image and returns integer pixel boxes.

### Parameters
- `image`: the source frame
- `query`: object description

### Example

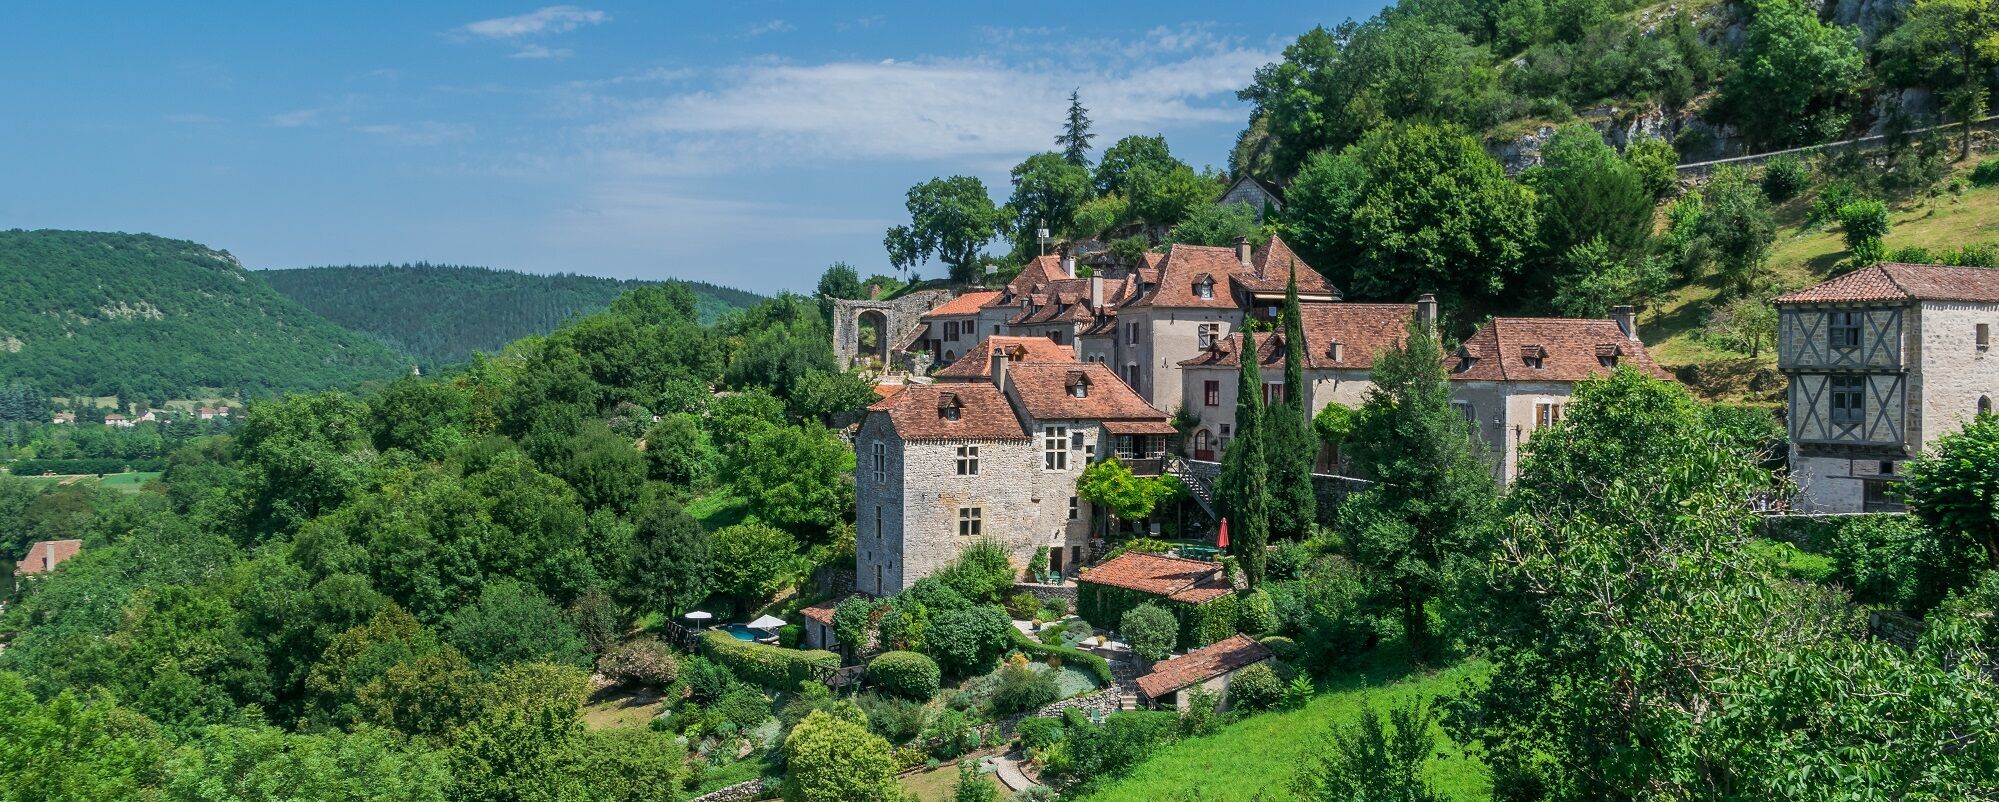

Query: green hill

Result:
[0,229,410,402]
[260,264,762,367]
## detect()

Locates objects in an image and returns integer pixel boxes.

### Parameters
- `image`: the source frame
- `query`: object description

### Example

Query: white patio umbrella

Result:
[746,614,787,631]
[683,610,713,629]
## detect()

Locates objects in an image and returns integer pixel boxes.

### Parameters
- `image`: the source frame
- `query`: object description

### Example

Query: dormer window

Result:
[1195,276,1215,300]
[1596,343,1621,369]
[1198,323,1219,350]
[1520,344,1547,370]
[937,393,963,421]
[1066,370,1092,398]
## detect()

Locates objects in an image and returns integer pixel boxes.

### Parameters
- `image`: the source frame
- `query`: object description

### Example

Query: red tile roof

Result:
[1180,303,1416,370]
[800,595,850,626]
[14,539,82,576]
[1774,263,1999,304]
[868,383,1029,441]
[934,336,1076,380]
[921,291,1003,319]
[1445,318,1672,382]
[1005,255,1071,296]
[1131,236,1338,310]
[1078,552,1234,604]
[1135,634,1273,699]
[1006,362,1167,423]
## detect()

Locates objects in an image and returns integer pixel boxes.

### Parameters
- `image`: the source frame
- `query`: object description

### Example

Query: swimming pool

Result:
[722,623,778,643]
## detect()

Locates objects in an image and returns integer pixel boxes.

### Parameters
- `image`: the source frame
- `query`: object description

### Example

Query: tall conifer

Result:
[1216,327,1271,587]
[1267,262,1319,539]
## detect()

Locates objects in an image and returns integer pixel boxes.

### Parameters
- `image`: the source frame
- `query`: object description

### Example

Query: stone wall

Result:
[1868,610,1926,651]
[1012,582,1079,604]
[689,778,767,802]
[830,290,953,370]
[998,687,1124,733]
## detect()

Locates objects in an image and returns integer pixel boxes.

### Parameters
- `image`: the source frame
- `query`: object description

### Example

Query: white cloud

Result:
[269,108,322,127]
[461,6,608,39]
[510,44,573,59]
[745,19,794,37]
[355,122,476,146]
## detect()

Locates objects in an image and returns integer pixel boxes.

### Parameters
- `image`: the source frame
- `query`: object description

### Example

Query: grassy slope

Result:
[1645,162,1999,399]
[1080,648,1493,802]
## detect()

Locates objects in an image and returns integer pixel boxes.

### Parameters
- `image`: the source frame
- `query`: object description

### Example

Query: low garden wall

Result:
[689,778,766,802]
[998,687,1123,733]
[1012,582,1078,604]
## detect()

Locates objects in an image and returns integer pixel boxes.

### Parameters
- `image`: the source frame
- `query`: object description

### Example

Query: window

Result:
[1262,382,1285,405]
[1194,429,1212,457]
[1830,312,1862,350]
[1204,380,1221,407]
[942,406,960,421]
[1452,401,1476,430]
[1043,426,1069,470]
[870,442,887,483]
[1071,431,1085,450]
[1982,396,1993,416]
[1863,480,1906,513]
[956,445,979,475]
[958,507,982,537]
[1830,376,1866,426]
[1878,460,1896,475]
[945,321,959,341]
[1197,323,1219,350]
[1523,354,1544,369]
[1071,382,1089,398]
[1220,423,1231,436]
[1980,323,1991,351]
[874,506,882,538]
[992,324,1000,334]
[1535,403,1563,428]
[1068,497,1080,520]
[1126,321,1140,345]
[1599,354,1618,369]
[1124,364,1140,389]
[1195,278,1214,300]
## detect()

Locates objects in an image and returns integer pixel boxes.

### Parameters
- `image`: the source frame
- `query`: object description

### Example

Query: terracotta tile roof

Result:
[1135,634,1273,699]
[867,383,1028,441]
[871,383,902,399]
[921,291,1003,319]
[1006,362,1167,422]
[1008,279,1097,324]
[1130,236,1338,310]
[1078,552,1234,604]
[1180,303,1416,370]
[1774,263,1999,304]
[14,539,82,576]
[934,336,1076,379]
[800,595,852,626]
[1005,255,1071,296]
[1445,318,1672,382]
[1103,420,1180,435]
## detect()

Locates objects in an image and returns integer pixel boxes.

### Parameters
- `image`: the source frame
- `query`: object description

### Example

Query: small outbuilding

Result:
[1135,634,1273,711]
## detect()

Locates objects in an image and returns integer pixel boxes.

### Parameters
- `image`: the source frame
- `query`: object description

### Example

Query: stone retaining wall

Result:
[1869,610,1926,651]
[1012,582,1078,604]
[689,778,767,802]
[998,687,1123,733]
[1677,116,1998,178]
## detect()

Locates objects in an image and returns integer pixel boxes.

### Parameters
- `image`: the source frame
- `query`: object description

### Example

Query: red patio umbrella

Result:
[1216,517,1230,550]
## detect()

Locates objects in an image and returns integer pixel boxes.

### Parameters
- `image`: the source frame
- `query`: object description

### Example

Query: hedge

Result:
[10,457,166,475]
[699,629,839,691]
[1077,580,1237,649]
[1007,627,1113,686]
[866,650,940,699]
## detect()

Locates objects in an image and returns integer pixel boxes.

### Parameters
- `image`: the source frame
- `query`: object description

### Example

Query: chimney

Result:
[1415,293,1438,334]
[1234,236,1252,267]
[1611,305,1637,341]
[1090,274,1105,309]
[1059,245,1075,278]
[989,347,1008,390]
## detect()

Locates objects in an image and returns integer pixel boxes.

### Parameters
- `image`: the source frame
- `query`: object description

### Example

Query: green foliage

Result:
[727,422,854,538]
[1899,414,1999,585]
[1717,0,1869,148]
[620,490,709,616]
[1056,90,1095,167]
[1078,458,1182,522]
[1878,0,1999,158]
[1690,167,1778,296]
[867,651,942,700]
[924,606,1013,677]
[1266,556,1380,672]
[444,579,592,674]
[1342,324,1496,649]
[884,176,1007,284]
[937,539,1019,603]
[833,595,887,655]
[1311,402,1356,447]
[990,661,1062,715]
[1007,152,1094,255]
[1169,202,1263,247]
[790,370,879,422]
[1269,265,1319,540]
[1016,716,1065,751]
[1523,124,1656,314]
[783,708,903,802]
[1006,627,1115,685]
[1837,198,1891,265]
[0,230,411,399]
[1071,195,1131,240]
[1228,662,1283,711]
[1215,326,1273,586]
[1282,123,1538,323]
[700,629,840,691]
[1283,674,1316,710]
[1760,155,1813,202]
[953,759,1003,802]
[1292,698,1441,802]
[709,522,801,612]
[1121,603,1180,662]
[1975,159,1999,186]
[1622,137,1679,197]
[1041,710,1181,792]
[1702,294,1781,358]
[641,413,713,488]
[1236,588,1277,635]
[548,422,647,514]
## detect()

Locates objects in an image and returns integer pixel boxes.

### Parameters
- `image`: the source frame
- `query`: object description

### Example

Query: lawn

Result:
[1078,647,1492,802]
[684,491,749,531]
[579,686,667,730]
[898,760,1007,802]
[5,470,160,493]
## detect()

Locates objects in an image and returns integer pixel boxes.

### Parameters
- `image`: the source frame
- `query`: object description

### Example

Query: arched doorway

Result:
[855,310,889,367]
[1193,429,1214,461]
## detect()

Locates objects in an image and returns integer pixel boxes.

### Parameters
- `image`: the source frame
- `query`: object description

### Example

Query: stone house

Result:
[1219,175,1285,223]
[14,539,82,578]
[1444,307,1672,486]
[1176,300,1428,466]
[933,336,1076,382]
[104,413,132,428]
[1775,263,1999,512]
[855,353,1173,595]
[918,290,1002,366]
[1134,634,1273,711]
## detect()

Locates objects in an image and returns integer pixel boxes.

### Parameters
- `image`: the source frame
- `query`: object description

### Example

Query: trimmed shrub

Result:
[1258,636,1299,662]
[713,684,772,730]
[1838,198,1889,265]
[700,629,839,690]
[990,663,1061,715]
[596,637,679,688]
[1016,715,1064,750]
[1121,604,1179,662]
[868,651,942,700]
[1237,589,1276,635]
[1760,155,1811,202]
[925,606,1013,677]
[1227,662,1282,711]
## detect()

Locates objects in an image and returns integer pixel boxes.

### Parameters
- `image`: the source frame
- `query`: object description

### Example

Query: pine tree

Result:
[1267,263,1319,539]
[1216,327,1272,587]
[1055,90,1095,167]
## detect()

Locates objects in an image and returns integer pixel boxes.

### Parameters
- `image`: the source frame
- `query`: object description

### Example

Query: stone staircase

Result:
[1166,457,1218,520]
[1110,655,1143,711]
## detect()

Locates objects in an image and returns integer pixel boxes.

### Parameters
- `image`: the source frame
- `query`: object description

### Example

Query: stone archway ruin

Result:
[829,290,954,371]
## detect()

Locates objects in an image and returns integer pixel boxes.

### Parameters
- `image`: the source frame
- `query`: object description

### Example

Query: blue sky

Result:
[0,3,1383,293]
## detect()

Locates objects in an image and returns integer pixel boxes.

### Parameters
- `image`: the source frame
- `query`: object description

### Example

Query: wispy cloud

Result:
[745,19,793,37]
[510,43,573,60]
[269,108,322,127]
[165,112,223,125]
[460,6,608,39]
[355,121,476,146]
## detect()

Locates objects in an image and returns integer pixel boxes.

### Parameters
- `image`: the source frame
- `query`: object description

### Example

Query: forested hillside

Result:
[0,230,408,402]
[261,264,762,368]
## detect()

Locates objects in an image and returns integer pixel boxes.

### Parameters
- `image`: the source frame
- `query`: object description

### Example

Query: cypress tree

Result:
[1216,327,1272,587]
[1055,90,1095,167]
[1267,262,1319,539]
